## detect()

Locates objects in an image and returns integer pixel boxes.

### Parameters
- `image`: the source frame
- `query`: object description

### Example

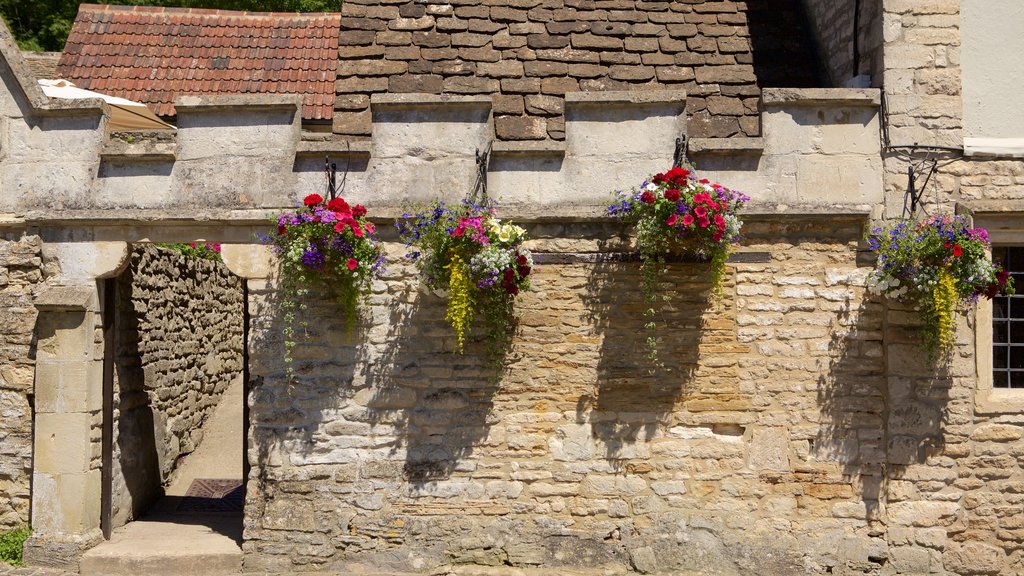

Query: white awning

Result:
[37,79,174,131]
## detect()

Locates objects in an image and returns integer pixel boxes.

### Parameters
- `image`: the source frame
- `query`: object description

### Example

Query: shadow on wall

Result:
[816,289,951,522]
[363,278,504,484]
[581,260,719,463]
[745,0,823,88]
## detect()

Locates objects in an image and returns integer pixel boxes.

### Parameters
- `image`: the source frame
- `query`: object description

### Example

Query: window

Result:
[991,247,1024,388]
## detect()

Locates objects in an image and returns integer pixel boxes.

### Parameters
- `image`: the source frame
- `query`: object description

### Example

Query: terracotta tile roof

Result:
[57,4,339,121]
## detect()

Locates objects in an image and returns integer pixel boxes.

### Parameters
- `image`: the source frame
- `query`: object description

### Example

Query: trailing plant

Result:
[608,165,749,360]
[397,199,532,355]
[159,241,222,261]
[261,193,385,374]
[867,213,1014,360]
[0,526,29,566]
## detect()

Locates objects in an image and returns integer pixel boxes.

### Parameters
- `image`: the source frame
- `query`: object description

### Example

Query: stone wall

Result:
[110,244,244,526]
[335,0,822,140]
[242,218,894,575]
[0,234,45,529]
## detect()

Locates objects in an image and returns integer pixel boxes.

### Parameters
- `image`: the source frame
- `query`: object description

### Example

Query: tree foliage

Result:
[0,0,340,52]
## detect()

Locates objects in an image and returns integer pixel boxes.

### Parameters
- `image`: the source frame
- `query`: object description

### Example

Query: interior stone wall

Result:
[0,233,46,529]
[109,244,244,527]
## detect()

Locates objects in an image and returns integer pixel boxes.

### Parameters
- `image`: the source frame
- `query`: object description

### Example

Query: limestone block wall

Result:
[0,234,46,529]
[110,244,244,526]
[242,218,892,575]
[801,0,883,87]
[335,0,822,141]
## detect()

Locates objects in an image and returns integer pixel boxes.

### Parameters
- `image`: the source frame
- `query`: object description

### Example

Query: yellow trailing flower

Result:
[931,265,957,357]
[445,254,475,353]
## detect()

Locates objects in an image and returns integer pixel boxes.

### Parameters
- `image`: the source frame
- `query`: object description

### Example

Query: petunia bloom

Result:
[304,194,323,206]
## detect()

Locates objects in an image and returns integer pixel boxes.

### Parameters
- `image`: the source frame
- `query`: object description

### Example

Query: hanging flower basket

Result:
[262,193,385,372]
[867,213,1014,359]
[608,165,750,360]
[397,198,533,354]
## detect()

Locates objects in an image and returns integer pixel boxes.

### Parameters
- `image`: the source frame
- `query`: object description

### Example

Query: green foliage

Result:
[0,0,341,52]
[158,241,223,261]
[0,526,30,567]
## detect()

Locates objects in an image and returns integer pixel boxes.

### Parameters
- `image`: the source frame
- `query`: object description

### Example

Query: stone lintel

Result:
[532,251,771,264]
[174,94,303,113]
[688,137,765,155]
[35,285,95,311]
[762,88,881,107]
[565,90,687,106]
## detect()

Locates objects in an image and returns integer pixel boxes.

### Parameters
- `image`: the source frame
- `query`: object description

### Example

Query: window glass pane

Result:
[1009,247,1024,272]
[1010,347,1024,369]
[994,297,1009,319]
[1011,322,1024,343]
[995,322,1009,343]
[994,370,1009,388]
[1011,297,1024,319]
[995,345,1009,369]
[1010,370,1024,389]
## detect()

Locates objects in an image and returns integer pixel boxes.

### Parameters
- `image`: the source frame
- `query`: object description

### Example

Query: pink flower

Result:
[693,205,707,218]
[713,231,723,242]
[666,214,678,226]
[346,258,358,271]
[714,214,725,227]
[681,214,694,226]
[698,217,710,228]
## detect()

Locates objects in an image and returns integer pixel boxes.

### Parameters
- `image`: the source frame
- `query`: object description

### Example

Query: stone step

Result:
[79,518,241,576]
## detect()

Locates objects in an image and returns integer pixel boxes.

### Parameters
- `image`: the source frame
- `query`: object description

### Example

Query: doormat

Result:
[176,479,244,514]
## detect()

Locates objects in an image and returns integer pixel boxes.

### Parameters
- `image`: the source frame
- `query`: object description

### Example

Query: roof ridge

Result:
[77,4,340,19]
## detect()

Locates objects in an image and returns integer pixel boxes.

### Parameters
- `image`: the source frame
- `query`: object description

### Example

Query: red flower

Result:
[353,204,367,218]
[346,258,358,271]
[327,198,350,214]
[278,225,287,235]
[350,221,364,237]
[693,205,707,218]
[452,225,465,237]
[682,214,694,226]
[506,283,520,296]
[517,254,529,267]
[640,191,656,204]
[334,222,346,233]
[698,217,710,228]
[364,222,376,234]
[304,194,323,206]
[699,178,710,184]
[665,166,689,184]
[713,231,723,242]
[664,188,681,202]
[707,201,720,211]
[998,268,1010,286]
[714,214,726,227]
[518,266,531,277]
[652,173,666,184]
[952,244,963,257]
[666,214,679,226]
[504,268,516,282]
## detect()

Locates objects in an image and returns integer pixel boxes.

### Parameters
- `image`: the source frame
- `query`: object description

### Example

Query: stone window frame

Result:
[973,215,1024,414]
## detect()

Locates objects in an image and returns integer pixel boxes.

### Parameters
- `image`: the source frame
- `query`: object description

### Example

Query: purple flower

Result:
[301,246,326,269]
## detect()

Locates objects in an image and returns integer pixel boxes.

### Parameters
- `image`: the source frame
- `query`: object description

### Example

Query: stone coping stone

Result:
[295,139,371,158]
[371,94,492,108]
[688,137,765,155]
[564,90,687,106]
[174,94,303,112]
[16,203,872,227]
[34,284,95,310]
[761,88,881,107]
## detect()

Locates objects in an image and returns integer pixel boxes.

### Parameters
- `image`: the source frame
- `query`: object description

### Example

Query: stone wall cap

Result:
[35,285,94,311]
[565,90,687,106]
[371,94,492,108]
[174,94,303,112]
[492,141,566,157]
[100,140,177,160]
[688,137,765,155]
[762,88,881,107]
